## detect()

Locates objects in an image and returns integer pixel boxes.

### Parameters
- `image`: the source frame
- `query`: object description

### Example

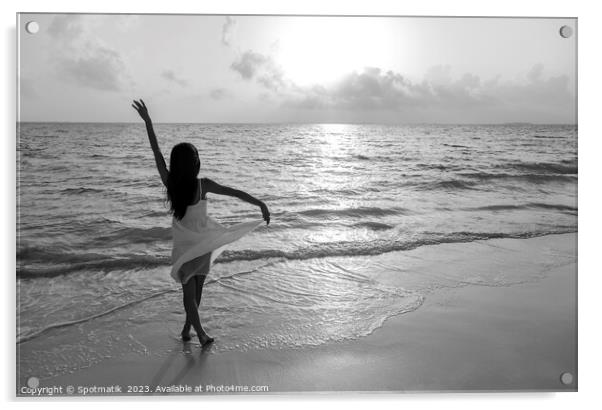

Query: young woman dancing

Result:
[132,99,270,346]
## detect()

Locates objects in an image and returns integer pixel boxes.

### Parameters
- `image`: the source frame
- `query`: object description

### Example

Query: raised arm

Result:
[202,178,270,225]
[132,99,169,187]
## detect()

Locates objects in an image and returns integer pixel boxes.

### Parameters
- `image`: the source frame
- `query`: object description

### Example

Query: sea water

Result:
[16,122,577,378]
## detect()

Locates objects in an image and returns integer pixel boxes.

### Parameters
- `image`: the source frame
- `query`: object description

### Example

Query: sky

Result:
[18,14,577,124]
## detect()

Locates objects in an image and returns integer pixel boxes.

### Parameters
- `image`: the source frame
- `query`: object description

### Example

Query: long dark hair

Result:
[167,142,200,220]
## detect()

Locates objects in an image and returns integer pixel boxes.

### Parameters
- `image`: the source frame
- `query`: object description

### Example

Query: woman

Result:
[132,99,270,347]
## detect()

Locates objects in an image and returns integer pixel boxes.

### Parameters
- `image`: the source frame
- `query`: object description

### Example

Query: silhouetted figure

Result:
[132,99,270,347]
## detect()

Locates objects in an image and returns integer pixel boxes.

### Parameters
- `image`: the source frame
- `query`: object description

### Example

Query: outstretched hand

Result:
[260,202,271,225]
[132,99,151,122]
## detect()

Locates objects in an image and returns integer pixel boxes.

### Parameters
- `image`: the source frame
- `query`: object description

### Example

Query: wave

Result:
[324,153,395,162]
[294,206,410,219]
[17,259,281,344]
[21,208,401,252]
[415,163,450,171]
[414,161,577,181]
[17,253,170,278]
[18,246,107,264]
[17,289,176,344]
[459,172,576,184]
[220,219,395,233]
[93,226,171,244]
[442,143,471,148]
[17,229,576,279]
[309,187,363,196]
[464,202,577,213]
[137,209,169,218]
[21,218,172,247]
[351,221,395,231]
[217,229,576,263]
[500,161,577,175]
[532,135,564,139]
[60,187,105,195]
[417,179,477,191]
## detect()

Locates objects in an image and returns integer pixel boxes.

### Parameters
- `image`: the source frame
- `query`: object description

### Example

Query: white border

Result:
[4,0,600,408]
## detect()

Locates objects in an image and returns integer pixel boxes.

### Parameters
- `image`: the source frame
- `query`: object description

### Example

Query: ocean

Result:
[16,122,577,378]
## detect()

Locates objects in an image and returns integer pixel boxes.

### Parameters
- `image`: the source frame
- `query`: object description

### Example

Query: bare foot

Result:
[181,325,192,342]
[199,332,214,346]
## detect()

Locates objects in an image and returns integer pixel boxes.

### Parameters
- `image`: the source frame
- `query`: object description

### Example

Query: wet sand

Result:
[22,233,577,395]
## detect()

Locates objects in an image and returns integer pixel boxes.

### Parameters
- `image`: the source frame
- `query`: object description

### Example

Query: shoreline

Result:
[20,233,577,394]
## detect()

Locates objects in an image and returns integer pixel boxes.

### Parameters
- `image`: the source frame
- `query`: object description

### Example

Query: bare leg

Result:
[181,275,206,340]
[181,276,213,346]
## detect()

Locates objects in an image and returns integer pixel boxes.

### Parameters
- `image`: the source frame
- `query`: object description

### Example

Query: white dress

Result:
[170,186,264,284]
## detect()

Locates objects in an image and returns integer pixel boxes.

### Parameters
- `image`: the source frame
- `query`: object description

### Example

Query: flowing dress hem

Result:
[170,219,264,283]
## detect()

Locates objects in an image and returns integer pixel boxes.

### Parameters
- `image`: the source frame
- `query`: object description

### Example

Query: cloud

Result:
[314,67,443,110]
[47,15,84,40]
[56,45,127,92]
[161,70,188,87]
[228,46,573,122]
[237,61,495,112]
[209,88,231,100]
[231,50,287,91]
[290,66,571,123]
[221,16,237,47]
[47,15,131,92]
[231,50,269,79]
[56,47,129,92]
[527,63,544,83]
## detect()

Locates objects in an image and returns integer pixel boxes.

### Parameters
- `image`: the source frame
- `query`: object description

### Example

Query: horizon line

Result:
[16,121,577,126]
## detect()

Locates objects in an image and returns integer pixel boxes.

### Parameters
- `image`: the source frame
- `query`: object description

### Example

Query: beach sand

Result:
[24,233,577,394]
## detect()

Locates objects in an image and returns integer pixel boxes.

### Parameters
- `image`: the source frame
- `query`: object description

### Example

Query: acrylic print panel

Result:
[16,13,577,395]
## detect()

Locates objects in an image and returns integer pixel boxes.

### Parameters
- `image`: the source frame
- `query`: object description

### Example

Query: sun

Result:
[274,17,398,87]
